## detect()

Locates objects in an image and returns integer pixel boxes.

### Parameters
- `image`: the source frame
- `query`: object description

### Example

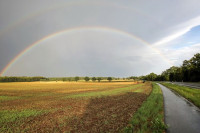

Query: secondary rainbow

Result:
[0,1,157,37]
[0,26,172,76]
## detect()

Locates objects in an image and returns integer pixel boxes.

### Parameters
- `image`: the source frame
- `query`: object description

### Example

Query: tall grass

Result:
[161,82,200,108]
[124,83,167,133]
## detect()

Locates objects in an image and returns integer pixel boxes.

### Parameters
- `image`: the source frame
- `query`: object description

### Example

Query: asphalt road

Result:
[157,83,200,133]
[171,82,200,89]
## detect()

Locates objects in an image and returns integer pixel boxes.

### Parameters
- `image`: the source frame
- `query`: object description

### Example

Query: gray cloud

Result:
[0,0,200,76]
[4,31,169,77]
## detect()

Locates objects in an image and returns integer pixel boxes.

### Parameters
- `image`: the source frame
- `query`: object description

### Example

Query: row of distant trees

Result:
[0,76,47,82]
[83,77,112,82]
[0,76,113,82]
[62,77,112,82]
[3,53,198,82]
[138,53,200,82]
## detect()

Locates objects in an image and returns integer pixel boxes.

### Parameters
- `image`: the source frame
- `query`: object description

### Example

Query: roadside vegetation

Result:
[0,81,152,132]
[124,83,167,133]
[161,82,200,108]
[130,53,200,82]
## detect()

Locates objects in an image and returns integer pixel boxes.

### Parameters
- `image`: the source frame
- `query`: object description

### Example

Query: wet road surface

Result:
[172,82,200,89]
[157,83,200,133]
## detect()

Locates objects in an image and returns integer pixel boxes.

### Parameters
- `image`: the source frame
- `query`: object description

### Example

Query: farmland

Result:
[0,81,152,132]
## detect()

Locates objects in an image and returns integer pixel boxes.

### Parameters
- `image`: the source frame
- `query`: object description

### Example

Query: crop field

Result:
[0,81,152,132]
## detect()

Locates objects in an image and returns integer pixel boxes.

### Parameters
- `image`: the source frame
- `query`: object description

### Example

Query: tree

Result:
[189,53,200,81]
[147,73,157,81]
[182,60,190,81]
[84,76,90,82]
[97,77,102,82]
[67,78,72,82]
[0,76,46,82]
[74,76,79,82]
[174,67,183,81]
[62,78,67,82]
[163,66,180,81]
[92,77,96,82]
[130,76,137,80]
[107,77,112,82]
[141,53,200,82]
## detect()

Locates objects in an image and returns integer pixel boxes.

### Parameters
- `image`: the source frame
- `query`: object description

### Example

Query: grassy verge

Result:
[161,82,200,108]
[124,83,167,133]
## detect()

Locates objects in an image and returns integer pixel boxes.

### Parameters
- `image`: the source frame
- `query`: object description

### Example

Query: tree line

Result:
[2,53,198,82]
[0,76,114,82]
[138,53,200,82]
[82,77,112,82]
[0,76,47,82]
[61,77,113,82]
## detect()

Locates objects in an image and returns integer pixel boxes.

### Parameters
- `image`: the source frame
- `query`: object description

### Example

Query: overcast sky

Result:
[0,0,200,77]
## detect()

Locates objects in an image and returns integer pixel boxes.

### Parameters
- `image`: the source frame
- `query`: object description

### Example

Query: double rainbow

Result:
[0,26,172,76]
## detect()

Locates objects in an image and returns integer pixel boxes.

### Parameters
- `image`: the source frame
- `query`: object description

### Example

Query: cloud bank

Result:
[0,0,200,76]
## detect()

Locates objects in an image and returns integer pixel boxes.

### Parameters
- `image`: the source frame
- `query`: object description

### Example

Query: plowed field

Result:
[0,81,152,132]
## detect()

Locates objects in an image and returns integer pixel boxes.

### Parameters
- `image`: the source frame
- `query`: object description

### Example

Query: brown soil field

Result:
[0,81,152,132]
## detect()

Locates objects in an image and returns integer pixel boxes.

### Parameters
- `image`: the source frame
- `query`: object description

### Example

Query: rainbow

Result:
[0,26,172,76]
[0,1,158,37]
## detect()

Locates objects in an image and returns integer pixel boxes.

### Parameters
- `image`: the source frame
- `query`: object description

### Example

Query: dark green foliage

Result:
[129,76,138,80]
[67,78,72,82]
[0,76,46,82]
[97,77,102,82]
[163,53,200,82]
[62,78,67,82]
[74,76,79,82]
[0,76,115,82]
[147,73,157,81]
[92,77,96,82]
[84,77,90,82]
[137,53,200,82]
[107,77,112,82]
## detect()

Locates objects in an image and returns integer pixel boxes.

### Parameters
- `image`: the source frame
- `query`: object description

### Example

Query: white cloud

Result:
[161,43,200,66]
[153,28,191,46]
[153,16,200,46]
[188,41,195,44]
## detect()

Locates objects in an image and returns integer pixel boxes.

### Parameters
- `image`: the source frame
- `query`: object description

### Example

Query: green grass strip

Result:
[123,83,167,133]
[0,96,20,102]
[0,109,47,132]
[0,110,45,124]
[64,84,143,98]
[161,82,200,108]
